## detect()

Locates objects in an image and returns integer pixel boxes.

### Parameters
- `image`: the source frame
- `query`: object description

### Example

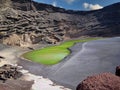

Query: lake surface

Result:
[22,38,99,65]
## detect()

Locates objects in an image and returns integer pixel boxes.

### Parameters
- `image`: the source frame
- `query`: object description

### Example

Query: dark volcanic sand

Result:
[18,37,120,90]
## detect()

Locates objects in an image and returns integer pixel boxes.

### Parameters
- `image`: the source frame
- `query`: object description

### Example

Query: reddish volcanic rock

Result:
[76,73,120,90]
[116,66,120,77]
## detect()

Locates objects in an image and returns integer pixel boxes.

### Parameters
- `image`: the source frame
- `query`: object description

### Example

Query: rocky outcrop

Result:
[0,64,33,90]
[0,0,120,46]
[76,73,120,90]
[0,64,22,82]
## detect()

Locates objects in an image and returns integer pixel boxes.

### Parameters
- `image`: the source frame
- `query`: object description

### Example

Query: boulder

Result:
[76,73,120,90]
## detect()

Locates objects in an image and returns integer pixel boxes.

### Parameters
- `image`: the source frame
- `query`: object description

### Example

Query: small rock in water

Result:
[0,56,5,59]
[115,65,120,77]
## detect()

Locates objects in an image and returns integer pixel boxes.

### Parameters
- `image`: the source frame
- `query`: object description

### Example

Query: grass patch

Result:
[22,37,101,65]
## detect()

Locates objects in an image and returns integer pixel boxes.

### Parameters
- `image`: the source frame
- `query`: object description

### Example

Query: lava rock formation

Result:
[0,0,120,46]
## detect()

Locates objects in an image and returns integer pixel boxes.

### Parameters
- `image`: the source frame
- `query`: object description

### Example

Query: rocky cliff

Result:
[0,0,120,46]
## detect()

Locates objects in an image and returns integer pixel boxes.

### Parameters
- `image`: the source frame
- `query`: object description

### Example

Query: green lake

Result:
[22,38,100,65]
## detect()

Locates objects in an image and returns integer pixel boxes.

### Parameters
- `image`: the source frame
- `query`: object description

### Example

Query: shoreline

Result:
[0,44,72,90]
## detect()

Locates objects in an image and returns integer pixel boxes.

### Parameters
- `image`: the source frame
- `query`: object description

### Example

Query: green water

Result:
[22,38,101,65]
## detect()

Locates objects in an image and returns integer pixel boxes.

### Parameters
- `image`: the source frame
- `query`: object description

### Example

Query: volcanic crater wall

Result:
[0,0,120,46]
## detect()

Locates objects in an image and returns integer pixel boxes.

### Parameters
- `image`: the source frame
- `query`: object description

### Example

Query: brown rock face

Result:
[76,73,120,90]
[116,66,120,77]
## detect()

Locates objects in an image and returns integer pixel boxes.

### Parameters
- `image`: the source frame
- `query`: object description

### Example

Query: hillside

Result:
[0,0,120,46]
